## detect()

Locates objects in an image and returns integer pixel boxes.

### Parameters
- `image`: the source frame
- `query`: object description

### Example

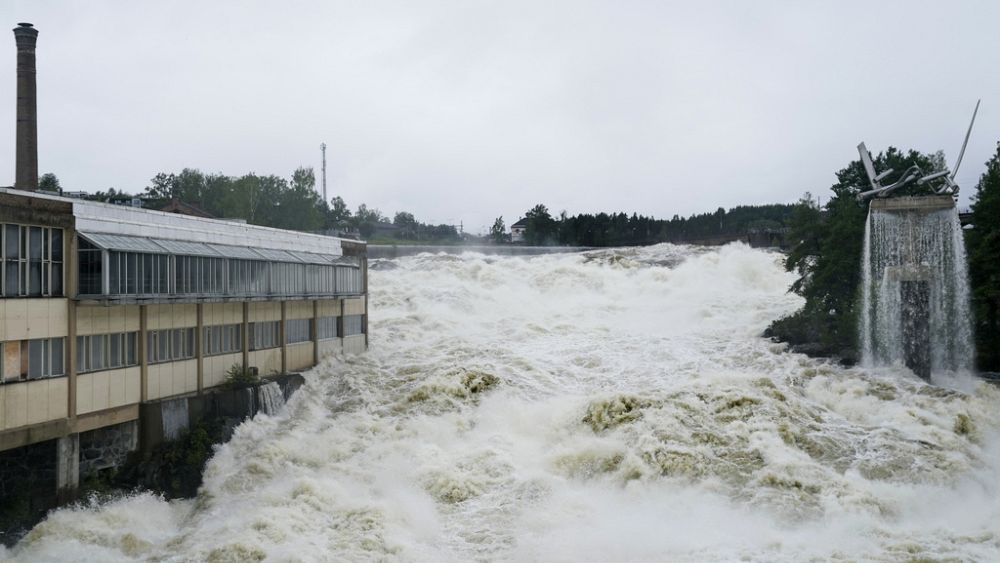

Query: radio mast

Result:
[320,142,328,202]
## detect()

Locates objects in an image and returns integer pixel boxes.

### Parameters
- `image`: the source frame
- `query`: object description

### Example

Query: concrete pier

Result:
[54,434,78,503]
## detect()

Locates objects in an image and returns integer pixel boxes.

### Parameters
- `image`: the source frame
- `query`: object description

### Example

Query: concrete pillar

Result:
[196,303,204,393]
[311,299,319,365]
[280,301,287,374]
[902,280,931,380]
[55,433,79,503]
[67,226,78,420]
[241,301,249,370]
[337,298,345,342]
[13,23,38,191]
[139,305,148,402]
[362,256,369,349]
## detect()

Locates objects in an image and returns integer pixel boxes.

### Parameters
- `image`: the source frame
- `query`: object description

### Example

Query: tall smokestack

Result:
[13,22,38,190]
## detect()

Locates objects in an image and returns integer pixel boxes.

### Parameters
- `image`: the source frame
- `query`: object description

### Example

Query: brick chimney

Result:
[13,22,38,190]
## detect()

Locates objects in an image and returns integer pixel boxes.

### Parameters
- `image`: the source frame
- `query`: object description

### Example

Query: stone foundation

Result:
[79,420,138,478]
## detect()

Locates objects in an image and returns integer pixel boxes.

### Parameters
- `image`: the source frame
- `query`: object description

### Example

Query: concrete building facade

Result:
[0,188,367,496]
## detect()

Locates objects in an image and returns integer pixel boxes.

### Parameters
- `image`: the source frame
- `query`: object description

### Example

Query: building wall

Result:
[203,352,241,389]
[249,349,281,376]
[146,359,198,401]
[317,299,340,318]
[0,297,70,431]
[286,342,314,372]
[0,378,68,431]
[0,298,69,341]
[147,304,197,330]
[317,338,342,358]
[286,300,313,320]
[76,367,140,415]
[344,335,366,355]
[75,305,139,336]
[202,303,241,326]
[344,297,365,316]
[248,302,280,322]
[1,296,368,442]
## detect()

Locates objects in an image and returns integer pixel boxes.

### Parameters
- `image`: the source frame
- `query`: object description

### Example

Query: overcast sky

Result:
[1,1,998,233]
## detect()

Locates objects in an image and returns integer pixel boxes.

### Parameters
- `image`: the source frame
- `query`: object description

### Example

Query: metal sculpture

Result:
[856,100,980,202]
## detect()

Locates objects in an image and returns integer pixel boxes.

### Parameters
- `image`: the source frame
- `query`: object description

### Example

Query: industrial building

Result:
[0,189,367,451]
[0,22,368,507]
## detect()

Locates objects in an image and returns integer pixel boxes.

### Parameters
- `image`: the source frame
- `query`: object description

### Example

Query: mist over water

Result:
[7,244,1000,562]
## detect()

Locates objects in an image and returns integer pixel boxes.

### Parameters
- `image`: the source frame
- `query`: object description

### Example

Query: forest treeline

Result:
[43,167,461,242]
[491,203,795,246]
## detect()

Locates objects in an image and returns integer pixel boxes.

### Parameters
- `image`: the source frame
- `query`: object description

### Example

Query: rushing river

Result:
[7,243,1000,562]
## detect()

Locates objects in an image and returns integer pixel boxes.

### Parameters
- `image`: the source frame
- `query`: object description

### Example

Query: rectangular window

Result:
[126,332,137,366]
[148,328,195,364]
[142,254,154,294]
[317,316,338,340]
[78,332,138,373]
[343,315,364,336]
[78,237,103,295]
[126,252,138,294]
[28,339,44,378]
[51,337,64,376]
[109,251,121,294]
[4,225,17,296]
[0,225,65,297]
[250,321,280,351]
[89,334,107,372]
[286,318,312,344]
[20,337,64,379]
[109,333,122,368]
[204,324,243,356]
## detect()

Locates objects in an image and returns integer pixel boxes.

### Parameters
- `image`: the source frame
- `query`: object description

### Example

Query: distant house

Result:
[510,218,528,243]
[158,198,216,218]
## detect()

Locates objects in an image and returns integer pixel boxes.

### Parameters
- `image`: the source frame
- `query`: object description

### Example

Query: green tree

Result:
[145,172,176,199]
[524,204,557,245]
[327,196,352,229]
[967,142,1000,371]
[393,211,418,239]
[490,216,506,243]
[270,168,325,231]
[38,172,60,192]
[291,167,316,192]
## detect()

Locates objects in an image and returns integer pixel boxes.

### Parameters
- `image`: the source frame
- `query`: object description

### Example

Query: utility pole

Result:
[320,142,327,202]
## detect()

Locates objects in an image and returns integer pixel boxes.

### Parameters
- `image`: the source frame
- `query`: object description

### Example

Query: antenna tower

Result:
[320,142,327,202]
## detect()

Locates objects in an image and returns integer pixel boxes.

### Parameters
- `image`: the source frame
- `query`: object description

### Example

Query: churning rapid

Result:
[7,244,1000,562]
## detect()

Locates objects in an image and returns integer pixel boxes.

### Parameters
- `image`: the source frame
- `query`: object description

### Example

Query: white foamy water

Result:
[7,243,1000,562]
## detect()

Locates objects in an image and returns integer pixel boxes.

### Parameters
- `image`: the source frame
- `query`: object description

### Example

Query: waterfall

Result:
[859,204,974,375]
[160,398,189,440]
[256,382,286,416]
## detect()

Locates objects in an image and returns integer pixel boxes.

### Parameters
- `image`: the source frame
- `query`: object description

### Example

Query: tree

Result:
[38,172,60,192]
[490,216,506,243]
[145,172,177,199]
[967,142,1000,371]
[390,211,415,237]
[269,168,325,231]
[524,204,557,245]
[327,196,352,228]
[355,204,384,225]
[291,167,315,192]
